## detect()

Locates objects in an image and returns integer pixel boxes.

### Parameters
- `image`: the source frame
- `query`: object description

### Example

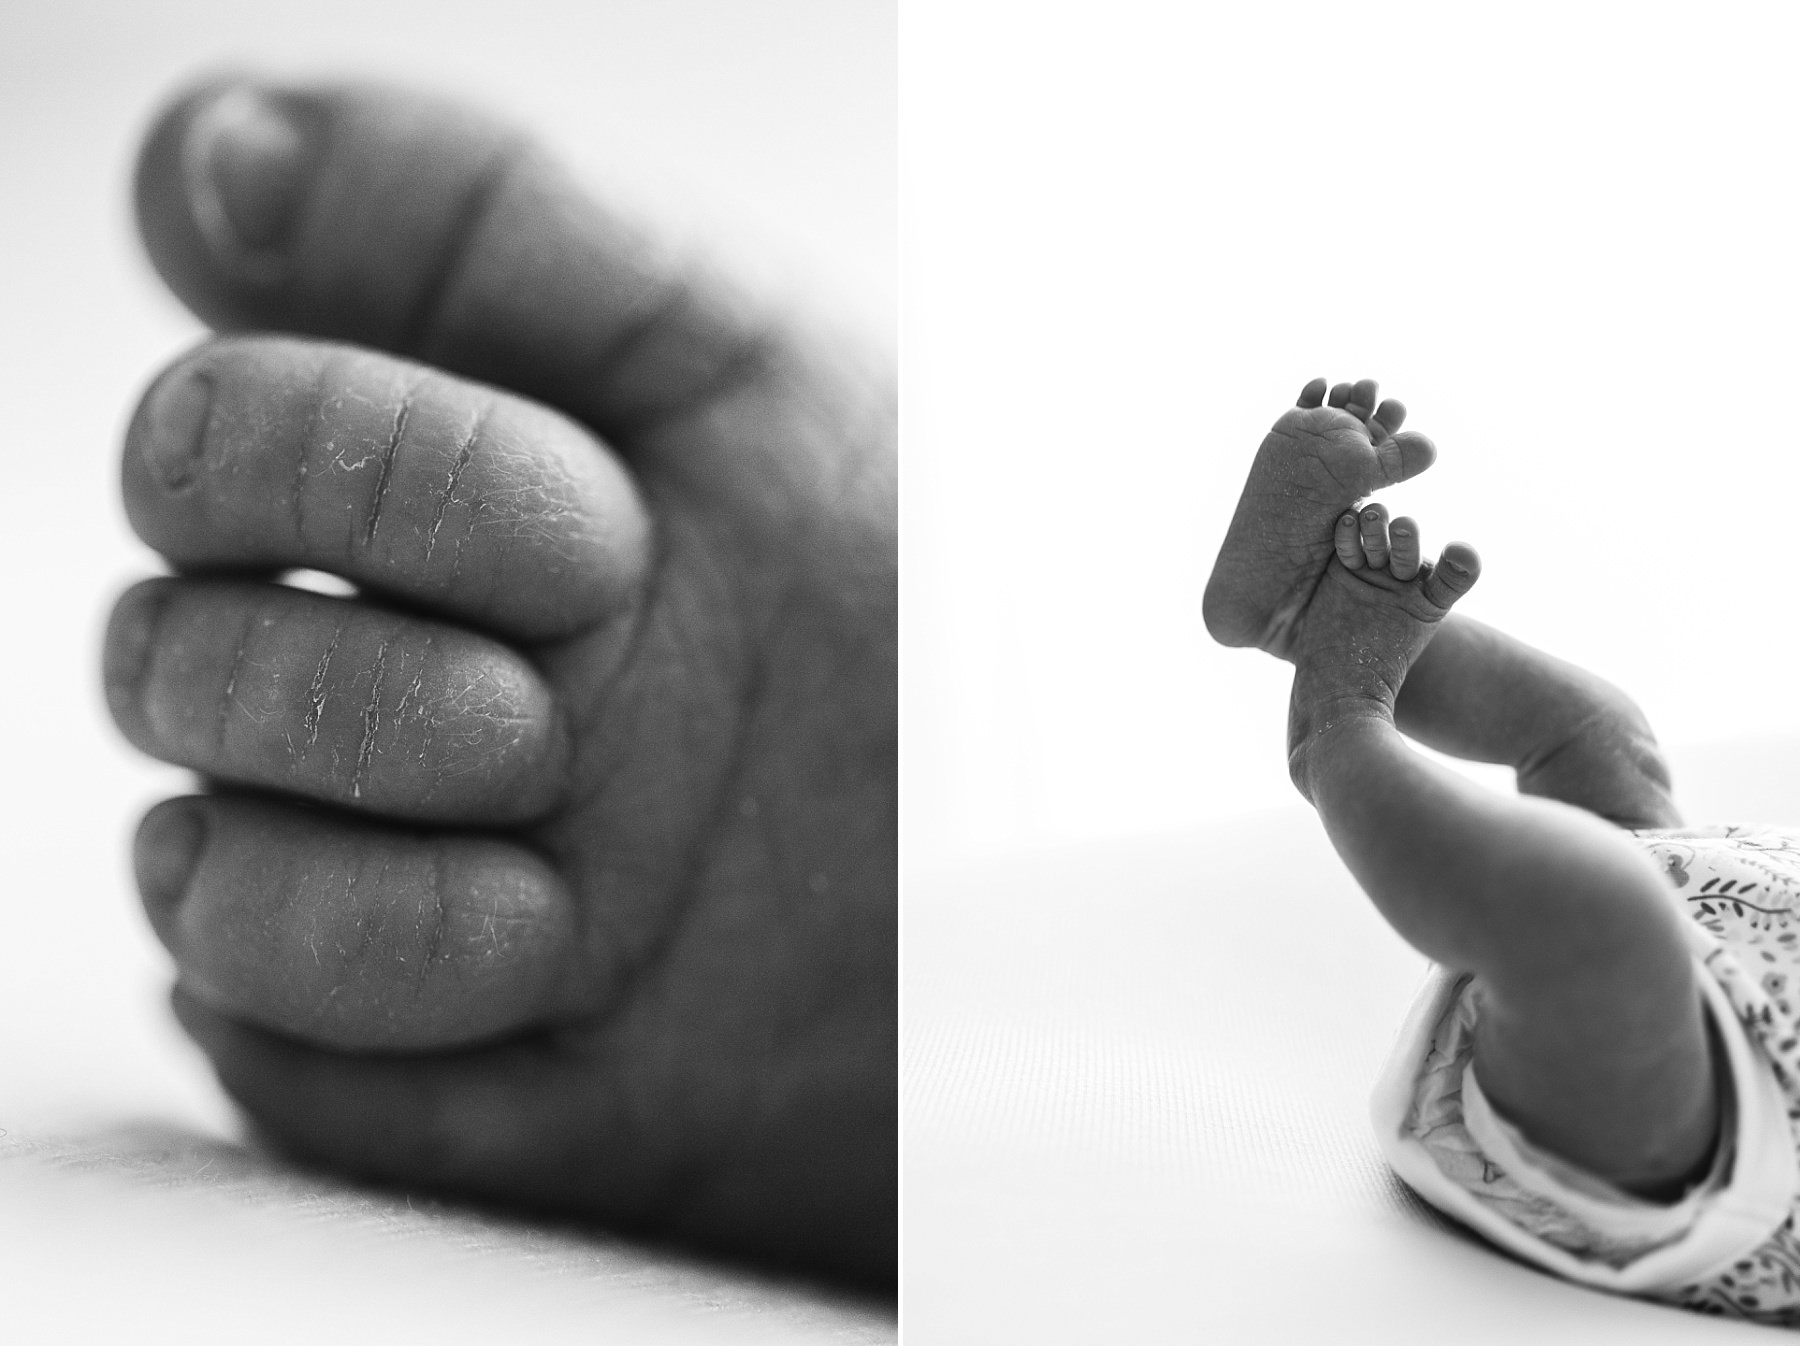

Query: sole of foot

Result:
[1203,377,1438,659]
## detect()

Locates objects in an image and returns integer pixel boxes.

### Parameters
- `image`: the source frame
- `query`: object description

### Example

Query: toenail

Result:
[140,369,213,490]
[184,85,318,275]
[136,802,208,919]
[104,584,168,716]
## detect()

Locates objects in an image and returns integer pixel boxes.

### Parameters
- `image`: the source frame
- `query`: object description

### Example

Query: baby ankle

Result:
[1286,693,1395,800]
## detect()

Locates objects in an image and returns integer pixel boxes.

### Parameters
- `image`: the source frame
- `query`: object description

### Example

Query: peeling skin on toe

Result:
[112,578,570,825]
[422,407,483,567]
[301,621,341,750]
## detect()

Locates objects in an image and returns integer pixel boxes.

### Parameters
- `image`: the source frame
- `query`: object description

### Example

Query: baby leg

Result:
[1291,520,1716,1196]
[1396,611,1679,829]
[1206,380,1677,829]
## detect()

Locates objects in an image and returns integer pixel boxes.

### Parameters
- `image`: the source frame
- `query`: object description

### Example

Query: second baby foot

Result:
[1287,502,1482,739]
[1203,378,1438,660]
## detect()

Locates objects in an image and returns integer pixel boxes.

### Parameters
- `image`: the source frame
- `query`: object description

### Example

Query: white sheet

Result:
[0,1123,892,1344]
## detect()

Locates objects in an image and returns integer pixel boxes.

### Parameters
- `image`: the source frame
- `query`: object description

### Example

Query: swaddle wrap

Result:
[1376,825,1800,1323]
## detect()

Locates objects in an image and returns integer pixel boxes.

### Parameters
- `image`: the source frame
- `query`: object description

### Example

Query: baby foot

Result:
[1203,378,1438,660]
[109,79,894,1283]
[1286,503,1481,753]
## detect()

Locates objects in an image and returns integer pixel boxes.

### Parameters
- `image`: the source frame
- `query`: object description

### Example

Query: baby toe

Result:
[140,795,589,1050]
[1371,398,1407,440]
[1421,542,1482,610]
[1346,378,1380,421]
[106,577,569,825]
[1335,511,1366,569]
[1358,503,1391,569]
[124,336,651,643]
[1388,516,1422,580]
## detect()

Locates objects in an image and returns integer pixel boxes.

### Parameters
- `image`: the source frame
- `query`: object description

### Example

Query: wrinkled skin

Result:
[107,79,895,1285]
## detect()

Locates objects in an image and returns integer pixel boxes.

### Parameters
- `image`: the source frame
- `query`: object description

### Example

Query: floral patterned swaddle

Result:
[1375,825,1800,1324]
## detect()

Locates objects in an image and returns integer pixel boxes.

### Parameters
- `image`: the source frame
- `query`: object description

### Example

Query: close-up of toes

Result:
[9,6,900,1326]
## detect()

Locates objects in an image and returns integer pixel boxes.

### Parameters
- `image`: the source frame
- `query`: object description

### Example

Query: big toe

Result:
[1421,542,1480,611]
[1377,429,1437,486]
[135,76,768,438]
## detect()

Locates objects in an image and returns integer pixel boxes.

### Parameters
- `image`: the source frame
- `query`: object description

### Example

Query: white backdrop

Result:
[904,0,1800,866]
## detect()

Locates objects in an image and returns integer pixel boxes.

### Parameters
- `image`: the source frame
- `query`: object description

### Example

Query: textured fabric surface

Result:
[0,1123,892,1344]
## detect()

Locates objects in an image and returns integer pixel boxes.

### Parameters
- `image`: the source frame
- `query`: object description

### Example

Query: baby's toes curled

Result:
[137,795,588,1050]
